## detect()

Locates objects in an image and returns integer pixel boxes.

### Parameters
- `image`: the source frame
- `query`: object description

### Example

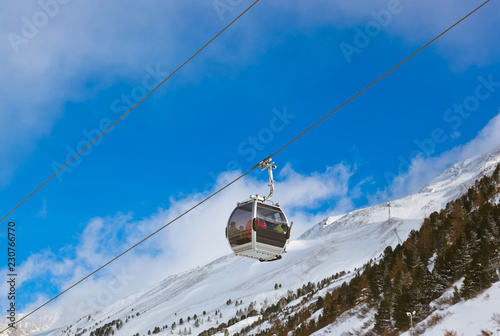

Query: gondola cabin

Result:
[226,197,290,262]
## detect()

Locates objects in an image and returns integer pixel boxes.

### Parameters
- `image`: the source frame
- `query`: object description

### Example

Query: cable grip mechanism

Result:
[259,158,277,201]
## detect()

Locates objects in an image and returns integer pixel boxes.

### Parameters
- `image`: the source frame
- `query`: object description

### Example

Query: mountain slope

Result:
[300,145,500,240]
[309,282,500,336]
[7,145,500,336]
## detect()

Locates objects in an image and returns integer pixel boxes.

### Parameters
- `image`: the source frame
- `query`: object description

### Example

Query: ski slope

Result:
[5,145,500,336]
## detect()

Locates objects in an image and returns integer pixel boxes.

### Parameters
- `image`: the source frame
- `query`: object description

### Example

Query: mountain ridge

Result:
[5,144,500,336]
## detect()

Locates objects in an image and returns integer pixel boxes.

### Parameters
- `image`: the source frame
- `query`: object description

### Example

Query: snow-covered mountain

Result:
[300,145,500,241]
[1,313,60,336]
[310,280,500,336]
[7,145,500,336]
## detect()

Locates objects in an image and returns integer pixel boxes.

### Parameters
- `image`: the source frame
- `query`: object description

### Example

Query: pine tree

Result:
[433,248,455,292]
[374,299,391,334]
[451,200,467,241]
[393,288,414,330]
[418,218,434,260]
[315,296,324,311]
[461,252,490,299]
[366,264,383,303]
[411,265,433,315]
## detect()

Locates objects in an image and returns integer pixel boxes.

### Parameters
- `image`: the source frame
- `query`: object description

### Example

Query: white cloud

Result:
[37,198,47,218]
[277,163,353,208]
[375,110,500,202]
[0,0,498,186]
[0,0,227,186]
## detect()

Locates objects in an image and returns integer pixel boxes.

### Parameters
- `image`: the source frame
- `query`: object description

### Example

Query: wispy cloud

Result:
[373,110,500,203]
[37,198,47,218]
[0,0,497,186]
[0,0,225,186]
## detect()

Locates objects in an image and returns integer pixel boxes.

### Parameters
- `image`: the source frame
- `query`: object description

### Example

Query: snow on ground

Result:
[298,215,344,240]
[311,281,500,336]
[302,146,500,244]
[311,284,500,336]
[18,145,500,336]
[214,316,259,336]
[26,213,424,336]
[400,283,500,336]
[0,312,60,336]
[311,305,375,336]
[427,252,438,273]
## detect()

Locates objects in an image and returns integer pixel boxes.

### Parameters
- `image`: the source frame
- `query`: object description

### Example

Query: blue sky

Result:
[1,0,500,325]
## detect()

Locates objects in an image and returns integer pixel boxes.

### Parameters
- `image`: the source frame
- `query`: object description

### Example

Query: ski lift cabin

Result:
[226,198,289,261]
[225,158,292,262]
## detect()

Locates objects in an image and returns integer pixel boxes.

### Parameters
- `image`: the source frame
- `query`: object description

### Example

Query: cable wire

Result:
[1,164,259,332]
[0,0,491,333]
[266,0,491,159]
[0,0,262,226]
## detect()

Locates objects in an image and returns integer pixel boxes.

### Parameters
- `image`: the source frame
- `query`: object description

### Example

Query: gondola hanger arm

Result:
[259,158,276,202]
